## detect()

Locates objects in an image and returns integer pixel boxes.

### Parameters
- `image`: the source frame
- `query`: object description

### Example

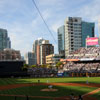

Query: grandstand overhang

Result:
[60,58,100,63]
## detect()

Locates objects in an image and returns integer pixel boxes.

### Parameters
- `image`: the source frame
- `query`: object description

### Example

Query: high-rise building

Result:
[0,28,11,50]
[37,40,54,65]
[64,17,95,57]
[98,20,100,36]
[24,52,35,66]
[82,22,94,47]
[7,37,11,48]
[33,38,44,64]
[58,25,65,55]
[0,48,21,60]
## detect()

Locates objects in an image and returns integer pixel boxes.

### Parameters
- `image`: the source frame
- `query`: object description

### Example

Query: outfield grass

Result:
[0,85,97,97]
[0,77,100,85]
[0,96,53,100]
[0,77,100,100]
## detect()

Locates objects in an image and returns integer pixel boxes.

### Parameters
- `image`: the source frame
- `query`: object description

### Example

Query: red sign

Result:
[86,37,98,46]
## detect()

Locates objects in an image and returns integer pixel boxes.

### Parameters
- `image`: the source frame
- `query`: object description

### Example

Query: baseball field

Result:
[0,77,100,100]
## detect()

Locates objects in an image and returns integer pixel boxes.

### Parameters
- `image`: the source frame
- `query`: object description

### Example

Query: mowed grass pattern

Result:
[0,85,97,97]
[0,77,100,100]
[0,77,100,85]
[0,96,53,100]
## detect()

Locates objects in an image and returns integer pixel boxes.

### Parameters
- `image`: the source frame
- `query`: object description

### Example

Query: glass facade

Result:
[58,25,65,55]
[0,29,11,50]
[24,52,34,65]
[64,17,95,57]
[33,38,44,64]
[82,22,95,47]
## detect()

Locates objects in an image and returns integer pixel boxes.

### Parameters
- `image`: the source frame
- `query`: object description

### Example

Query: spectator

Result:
[70,93,74,100]
[78,95,83,100]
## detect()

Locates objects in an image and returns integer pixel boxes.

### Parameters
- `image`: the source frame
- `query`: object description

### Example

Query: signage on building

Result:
[86,37,98,46]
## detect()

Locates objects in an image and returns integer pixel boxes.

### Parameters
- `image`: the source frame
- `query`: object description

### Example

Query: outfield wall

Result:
[0,60,28,77]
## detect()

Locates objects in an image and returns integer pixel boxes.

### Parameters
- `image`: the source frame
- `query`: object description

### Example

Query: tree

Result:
[56,61,63,70]
[41,64,46,68]
[56,61,63,67]
[24,64,29,68]
[46,64,53,68]
[31,65,37,68]
[21,64,29,71]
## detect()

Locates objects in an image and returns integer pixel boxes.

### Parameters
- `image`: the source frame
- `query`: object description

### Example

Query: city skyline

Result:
[0,0,100,55]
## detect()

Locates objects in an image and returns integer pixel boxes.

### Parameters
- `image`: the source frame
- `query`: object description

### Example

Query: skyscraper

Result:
[98,20,100,36]
[64,17,95,57]
[0,48,21,60]
[37,40,54,65]
[7,37,11,48]
[0,28,11,50]
[33,38,44,64]
[64,17,82,57]
[82,22,94,47]
[24,52,35,65]
[58,25,65,55]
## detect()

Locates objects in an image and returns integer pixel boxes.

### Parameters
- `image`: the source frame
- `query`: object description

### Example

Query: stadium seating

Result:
[63,47,100,76]
[28,67,57,77]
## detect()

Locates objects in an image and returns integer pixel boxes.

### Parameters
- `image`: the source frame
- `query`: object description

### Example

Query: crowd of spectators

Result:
[63,62,100,73]
[66,47,100,59]
[62,47,100,74]
[28,67,57,77]
[71,47,100,55]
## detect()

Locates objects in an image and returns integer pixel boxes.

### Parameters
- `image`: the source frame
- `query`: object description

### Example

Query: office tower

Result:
[82,22,94,47]
[64,17,95,57]
[33,38,44,64]
[7,37,11,48]
[98,20,100,36]
[58,25,65,55]
[0,28,11,50]
[24,52,35,66]
[0,48,21,60]
[37,40,54,65]
[98,20,100,46]
[37,45,41,65]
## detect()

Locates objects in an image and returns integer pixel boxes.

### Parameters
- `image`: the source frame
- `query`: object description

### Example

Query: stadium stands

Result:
[28,67,57,77]
[67,47,100,59]
[62,47,100,77]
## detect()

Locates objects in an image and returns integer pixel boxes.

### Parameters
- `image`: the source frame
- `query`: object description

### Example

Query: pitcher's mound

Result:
[41,88,58,91]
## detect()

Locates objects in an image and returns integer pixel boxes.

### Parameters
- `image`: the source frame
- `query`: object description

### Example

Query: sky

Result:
[0,0,100,56]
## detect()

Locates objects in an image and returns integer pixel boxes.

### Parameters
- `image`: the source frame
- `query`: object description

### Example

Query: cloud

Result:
[76,0,100,21]
[0,0,99,56]
[74,0,100,35]
[51,21,63,33]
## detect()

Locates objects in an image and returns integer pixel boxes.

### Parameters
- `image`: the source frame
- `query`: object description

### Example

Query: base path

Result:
[0,83,100,100]
[0,83,100,90]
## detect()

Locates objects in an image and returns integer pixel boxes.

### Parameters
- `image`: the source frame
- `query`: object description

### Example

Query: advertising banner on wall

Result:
[86,37,98,46]
[57,73,64,77]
